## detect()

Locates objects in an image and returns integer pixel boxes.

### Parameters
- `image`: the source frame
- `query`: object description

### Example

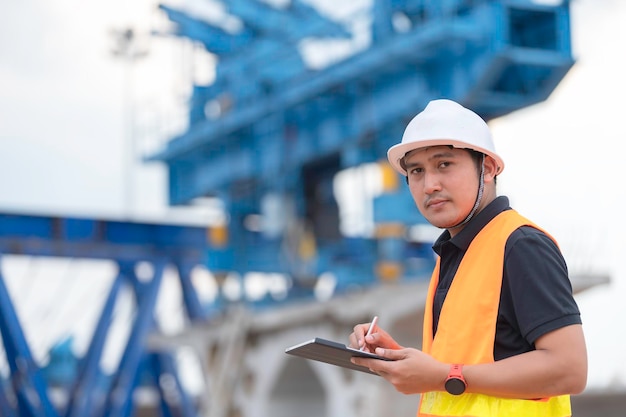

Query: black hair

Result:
[403,147,495,184]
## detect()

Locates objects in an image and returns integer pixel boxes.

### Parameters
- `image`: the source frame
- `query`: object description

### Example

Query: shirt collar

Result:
[433,196,510,254]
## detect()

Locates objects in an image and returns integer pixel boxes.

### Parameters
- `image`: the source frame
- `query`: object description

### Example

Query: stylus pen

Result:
[360,315,379,351]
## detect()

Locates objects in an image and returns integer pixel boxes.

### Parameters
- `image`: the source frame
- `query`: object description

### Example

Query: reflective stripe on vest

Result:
[418,210,571,417]
[419,391,570,417]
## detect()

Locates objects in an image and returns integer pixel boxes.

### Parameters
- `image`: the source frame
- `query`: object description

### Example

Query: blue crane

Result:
[151,0,574,296]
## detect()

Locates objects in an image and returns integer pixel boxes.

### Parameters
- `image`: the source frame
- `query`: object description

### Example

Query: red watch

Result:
[444,364,467,395]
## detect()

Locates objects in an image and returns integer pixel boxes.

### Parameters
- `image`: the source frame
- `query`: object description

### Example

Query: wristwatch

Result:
[444,364,467,395]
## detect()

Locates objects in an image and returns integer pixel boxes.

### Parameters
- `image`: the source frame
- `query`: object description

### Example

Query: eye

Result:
[438,161,451,169]
[409,167,424,175]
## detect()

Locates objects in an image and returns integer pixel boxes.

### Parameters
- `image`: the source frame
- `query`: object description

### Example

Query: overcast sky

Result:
[1,0,625,391]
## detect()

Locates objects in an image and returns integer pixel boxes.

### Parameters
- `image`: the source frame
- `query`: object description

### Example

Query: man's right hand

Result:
[349,322,403,353]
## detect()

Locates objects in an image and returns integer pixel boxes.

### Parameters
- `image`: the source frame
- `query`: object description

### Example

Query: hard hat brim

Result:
[387,138,505,176]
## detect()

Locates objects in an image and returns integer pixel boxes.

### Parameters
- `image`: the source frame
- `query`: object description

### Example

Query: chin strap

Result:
[449,154,485,230]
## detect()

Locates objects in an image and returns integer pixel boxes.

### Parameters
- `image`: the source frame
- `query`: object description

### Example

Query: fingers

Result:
[374,347,407,360]
[349,323,367,349]
[348,332,360,349]
[351,349,396,375]
[351,356,376,369]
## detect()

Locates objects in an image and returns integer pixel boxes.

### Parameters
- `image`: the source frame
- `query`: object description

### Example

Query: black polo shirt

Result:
[431,196,582,361]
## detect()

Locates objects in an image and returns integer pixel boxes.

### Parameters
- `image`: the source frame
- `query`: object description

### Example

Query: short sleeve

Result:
[503,226,582,345]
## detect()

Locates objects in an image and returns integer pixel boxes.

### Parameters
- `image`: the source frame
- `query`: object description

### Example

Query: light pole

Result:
[110,28,148,218]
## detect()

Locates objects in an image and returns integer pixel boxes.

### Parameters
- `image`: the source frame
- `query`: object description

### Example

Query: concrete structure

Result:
[149,272,609,417]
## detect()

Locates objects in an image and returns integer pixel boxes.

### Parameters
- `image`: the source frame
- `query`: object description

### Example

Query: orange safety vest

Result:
[418,210,571,417]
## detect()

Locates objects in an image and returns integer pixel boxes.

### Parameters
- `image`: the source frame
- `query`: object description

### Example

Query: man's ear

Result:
[483,155,499,183]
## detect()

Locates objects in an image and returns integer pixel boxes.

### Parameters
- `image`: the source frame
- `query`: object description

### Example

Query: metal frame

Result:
[0,213,208,417]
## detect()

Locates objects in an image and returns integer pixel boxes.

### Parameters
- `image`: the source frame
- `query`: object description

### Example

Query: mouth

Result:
[426,198,447,209]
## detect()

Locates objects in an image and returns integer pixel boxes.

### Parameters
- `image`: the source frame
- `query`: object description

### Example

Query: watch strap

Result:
[444,364,467,395]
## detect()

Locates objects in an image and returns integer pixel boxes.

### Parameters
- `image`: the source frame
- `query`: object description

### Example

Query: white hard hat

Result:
[387,99,505,176]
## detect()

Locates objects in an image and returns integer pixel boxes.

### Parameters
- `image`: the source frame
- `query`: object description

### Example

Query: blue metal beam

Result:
[0,379,16,417]
[157,4,253,55]
[0,213,208,263]
[64,272,124,417]
[102,262,166,417]
[152,16,479,164]
[0,258,59,417]
[149,352,199,417]
[176,261,207,321]
[224,0,350,41]
[154,4,573,176]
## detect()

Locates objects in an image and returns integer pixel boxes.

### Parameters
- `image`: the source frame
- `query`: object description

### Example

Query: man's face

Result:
[403,146,480,230]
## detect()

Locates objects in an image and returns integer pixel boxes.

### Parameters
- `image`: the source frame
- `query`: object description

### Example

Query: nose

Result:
[423,171,442,194]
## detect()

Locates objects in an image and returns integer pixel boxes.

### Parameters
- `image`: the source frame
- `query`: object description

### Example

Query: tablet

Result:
[285,337,390,375]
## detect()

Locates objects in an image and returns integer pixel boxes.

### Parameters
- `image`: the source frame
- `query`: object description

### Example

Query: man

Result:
[349,99,587,417]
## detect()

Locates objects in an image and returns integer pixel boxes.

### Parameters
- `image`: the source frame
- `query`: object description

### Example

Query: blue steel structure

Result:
[0,1,575,416]
[152,0,574,293]
[0,214,206,417]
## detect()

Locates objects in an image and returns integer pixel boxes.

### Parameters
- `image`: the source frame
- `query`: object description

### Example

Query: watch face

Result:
[445,377,466,395]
